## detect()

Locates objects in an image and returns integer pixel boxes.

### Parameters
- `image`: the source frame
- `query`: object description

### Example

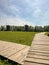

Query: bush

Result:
[48,34,49,36]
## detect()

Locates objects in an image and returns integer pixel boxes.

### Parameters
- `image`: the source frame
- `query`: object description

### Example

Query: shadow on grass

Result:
[0,55,21,65]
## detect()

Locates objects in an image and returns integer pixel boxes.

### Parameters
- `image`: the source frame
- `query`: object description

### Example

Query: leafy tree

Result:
[44,26,49,32]
[0,26,5,31]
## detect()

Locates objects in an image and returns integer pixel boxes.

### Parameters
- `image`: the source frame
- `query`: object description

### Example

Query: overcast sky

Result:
[0,0,49,26]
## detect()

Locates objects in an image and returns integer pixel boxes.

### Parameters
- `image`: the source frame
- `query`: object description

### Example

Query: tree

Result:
[0,26,6,31]
[44,26,49,32]
[29,26,34,31]
[34,26,43,32]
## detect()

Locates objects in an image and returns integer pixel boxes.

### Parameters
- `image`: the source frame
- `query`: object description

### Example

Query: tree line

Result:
[0,25,49,32]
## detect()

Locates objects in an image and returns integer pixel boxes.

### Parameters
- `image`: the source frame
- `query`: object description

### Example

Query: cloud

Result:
[0,14,34,26]
[0,0,49,26]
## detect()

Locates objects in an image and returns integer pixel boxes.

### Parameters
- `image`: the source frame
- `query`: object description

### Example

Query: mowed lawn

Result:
[0,31,36,46]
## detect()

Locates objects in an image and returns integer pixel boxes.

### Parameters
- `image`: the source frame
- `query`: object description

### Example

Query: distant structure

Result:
[25,25,29,31]
[6,25,10,31]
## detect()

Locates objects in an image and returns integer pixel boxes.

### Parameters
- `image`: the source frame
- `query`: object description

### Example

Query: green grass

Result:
[45,32,49,36]
[0,60,21,65]
[0,56,21,65]
[0,59,12,65]
[0,31,37,65]
[0,31,36,46]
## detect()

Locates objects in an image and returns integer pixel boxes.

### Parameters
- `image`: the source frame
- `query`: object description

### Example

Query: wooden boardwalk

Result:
[23,33,49,65]
[0,41,30,64]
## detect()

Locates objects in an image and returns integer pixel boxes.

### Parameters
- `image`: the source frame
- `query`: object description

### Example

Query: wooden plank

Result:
[25,57,49,64]
[24,62,44,65]
[30,45,49,51]
[23,33,49,65]
[28,50,49,56]
[27,54,49,60]
[0,41,30,64]
[0,45,26,56]
[9,46,29,64]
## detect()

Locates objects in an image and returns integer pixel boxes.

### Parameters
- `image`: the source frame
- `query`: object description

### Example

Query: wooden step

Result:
[24,62,44,65]
[25,57,49,64]
[27,53,49,60]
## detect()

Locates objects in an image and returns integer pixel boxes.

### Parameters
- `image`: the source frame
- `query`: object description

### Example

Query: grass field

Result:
[45,32,49,36]
[0,31,36,46]
[0,31,36,65]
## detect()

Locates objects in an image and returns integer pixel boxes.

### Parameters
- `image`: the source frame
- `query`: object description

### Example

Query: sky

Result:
[0,0,49,26]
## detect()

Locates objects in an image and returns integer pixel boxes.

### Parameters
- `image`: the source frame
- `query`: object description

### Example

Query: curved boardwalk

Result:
[0,41,30,64]
[23,33,49,65]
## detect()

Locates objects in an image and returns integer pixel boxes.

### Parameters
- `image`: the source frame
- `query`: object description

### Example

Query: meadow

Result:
[0,31,36,46]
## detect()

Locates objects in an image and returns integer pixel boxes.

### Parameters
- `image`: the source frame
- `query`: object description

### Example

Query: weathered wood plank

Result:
[0,41,30,64]
[23,33,49,65]
[25,57,49,64]
[24,62,44,65]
